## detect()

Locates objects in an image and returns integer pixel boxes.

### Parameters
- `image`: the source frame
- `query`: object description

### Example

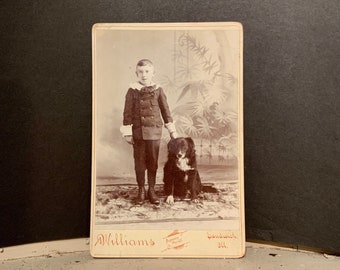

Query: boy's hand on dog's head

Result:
[124,135,134,145]
[170,132,178,139]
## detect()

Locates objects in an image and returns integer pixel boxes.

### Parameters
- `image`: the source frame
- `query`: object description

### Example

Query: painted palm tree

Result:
[165,31,239,164]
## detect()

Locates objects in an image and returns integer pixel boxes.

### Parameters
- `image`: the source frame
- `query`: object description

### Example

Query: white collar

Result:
[129,82,159,90]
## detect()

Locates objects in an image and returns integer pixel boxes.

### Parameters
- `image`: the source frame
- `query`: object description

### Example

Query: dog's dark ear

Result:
[185,137,196,160]
[167,139,176,156]
[185,137,195,149]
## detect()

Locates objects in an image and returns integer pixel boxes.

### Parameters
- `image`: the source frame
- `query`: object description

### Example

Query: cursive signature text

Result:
[95,233,155,247]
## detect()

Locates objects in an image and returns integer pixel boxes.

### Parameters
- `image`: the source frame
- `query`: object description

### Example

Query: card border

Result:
[90,22,244,258]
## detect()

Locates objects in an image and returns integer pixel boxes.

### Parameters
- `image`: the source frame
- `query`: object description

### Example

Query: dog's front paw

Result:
[192,198,200,204]
[166,195,175,205]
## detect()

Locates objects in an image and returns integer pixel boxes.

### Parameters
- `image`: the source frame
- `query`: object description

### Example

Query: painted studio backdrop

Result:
[94,29,240,186]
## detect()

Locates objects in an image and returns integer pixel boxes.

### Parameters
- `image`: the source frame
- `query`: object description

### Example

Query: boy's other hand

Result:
[124,135,134,145]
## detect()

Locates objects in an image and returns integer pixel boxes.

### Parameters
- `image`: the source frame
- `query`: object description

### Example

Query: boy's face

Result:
[136,64,155,86]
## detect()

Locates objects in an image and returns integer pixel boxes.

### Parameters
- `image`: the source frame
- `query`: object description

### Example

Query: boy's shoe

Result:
[136,187,146,205]
[148,187,160,205]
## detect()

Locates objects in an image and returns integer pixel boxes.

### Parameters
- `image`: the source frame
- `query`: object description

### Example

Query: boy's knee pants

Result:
[133,139,160,185]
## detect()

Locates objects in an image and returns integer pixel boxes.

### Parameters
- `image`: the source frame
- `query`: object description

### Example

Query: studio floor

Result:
[1,239,339,270]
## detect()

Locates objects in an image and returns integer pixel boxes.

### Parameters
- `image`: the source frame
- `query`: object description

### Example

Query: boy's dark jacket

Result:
[123,82,173,140]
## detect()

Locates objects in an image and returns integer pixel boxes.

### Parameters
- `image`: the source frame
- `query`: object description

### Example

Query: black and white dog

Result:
[163,137,202,205]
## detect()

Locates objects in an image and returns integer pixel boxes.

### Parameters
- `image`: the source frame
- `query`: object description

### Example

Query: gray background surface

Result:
[0,0,339,253]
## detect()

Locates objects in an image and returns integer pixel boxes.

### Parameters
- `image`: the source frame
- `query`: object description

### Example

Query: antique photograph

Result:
[91,22,244,257]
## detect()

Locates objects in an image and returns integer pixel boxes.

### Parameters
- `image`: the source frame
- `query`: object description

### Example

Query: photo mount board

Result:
[90,22,244,258]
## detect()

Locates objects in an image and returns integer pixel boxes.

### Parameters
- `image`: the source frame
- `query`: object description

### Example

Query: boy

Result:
[120,59,177,205]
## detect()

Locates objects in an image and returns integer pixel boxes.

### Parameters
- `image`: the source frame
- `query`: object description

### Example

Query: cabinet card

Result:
[91,22,244,258]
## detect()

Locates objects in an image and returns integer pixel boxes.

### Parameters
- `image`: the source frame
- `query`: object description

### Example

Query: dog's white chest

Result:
[176,157,193,171]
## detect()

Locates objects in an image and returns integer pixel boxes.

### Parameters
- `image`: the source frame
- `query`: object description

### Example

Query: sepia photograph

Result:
[91,22,244,258]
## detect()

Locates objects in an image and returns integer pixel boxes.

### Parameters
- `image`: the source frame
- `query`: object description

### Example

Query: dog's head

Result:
[167,137,196,171]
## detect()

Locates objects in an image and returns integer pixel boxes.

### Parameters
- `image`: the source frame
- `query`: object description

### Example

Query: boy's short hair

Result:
[136,59,153,67]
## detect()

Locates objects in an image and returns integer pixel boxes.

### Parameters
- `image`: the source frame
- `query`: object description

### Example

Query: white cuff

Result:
[165,122,178,138]
[120,125,132,137]
[165,122,176,134]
